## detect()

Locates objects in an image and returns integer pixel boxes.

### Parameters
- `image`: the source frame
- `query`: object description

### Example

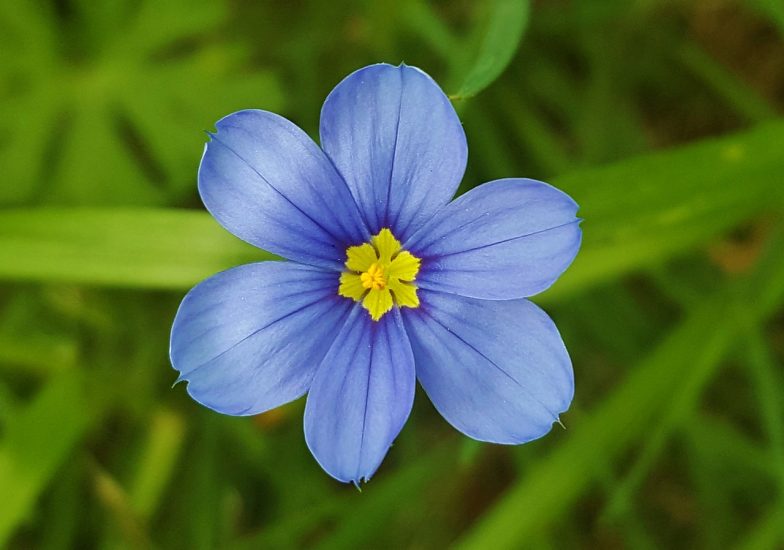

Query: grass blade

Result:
[451,0,529,100]
[0,373,90,545]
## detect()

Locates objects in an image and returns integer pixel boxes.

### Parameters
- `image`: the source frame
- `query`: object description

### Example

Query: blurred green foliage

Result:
[1,0,783,548]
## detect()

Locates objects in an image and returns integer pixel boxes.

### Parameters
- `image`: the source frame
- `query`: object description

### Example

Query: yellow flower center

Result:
[360,263,386,290]
[338,228,421,321]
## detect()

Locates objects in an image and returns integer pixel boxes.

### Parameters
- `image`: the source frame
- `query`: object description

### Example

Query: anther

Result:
[360,263,386,290]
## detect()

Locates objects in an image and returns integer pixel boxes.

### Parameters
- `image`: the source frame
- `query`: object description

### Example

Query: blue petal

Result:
[170,262,352,416]
[199,110,368,270]
[403,290,573,444]
[319,63,467,240]
[406,178,581,300]
[304,307,415,484]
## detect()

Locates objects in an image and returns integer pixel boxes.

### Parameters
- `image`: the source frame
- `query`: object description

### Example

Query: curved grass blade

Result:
[451,0,530,100]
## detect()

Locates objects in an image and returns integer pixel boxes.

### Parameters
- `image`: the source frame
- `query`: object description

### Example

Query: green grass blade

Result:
[748,0,784,37]
[89,459,152,548]
[736,503,784,550]
[39,459,84,550]
[0,373,91,546]
[743,325,784,490]
[0,208,274,289]
[543,119,784,301]
[677,42,777,124]
[129,408,187,520]
[600,310,732,521]
[451,0,530,100]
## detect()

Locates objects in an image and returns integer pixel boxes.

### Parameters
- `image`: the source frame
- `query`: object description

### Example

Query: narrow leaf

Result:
[452,0,529,100]
[0,208,274,289]
[543,119,784,302]
[129,408,187,520]
[0,373,90,545]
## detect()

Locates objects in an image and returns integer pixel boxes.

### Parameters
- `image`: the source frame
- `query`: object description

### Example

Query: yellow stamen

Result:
[360,263,386,290]
[338,228,422,321]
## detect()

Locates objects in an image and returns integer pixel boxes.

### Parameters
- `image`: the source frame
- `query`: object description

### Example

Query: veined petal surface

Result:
[406,178,581,300]
[199,109,368,270]
[403,290,573,444]
[304,307,415,484]
[319,63,467,240]
[170,262,352,416]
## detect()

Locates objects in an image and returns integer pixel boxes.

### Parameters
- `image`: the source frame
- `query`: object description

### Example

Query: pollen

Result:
[338,228,421,321]
[360,263,386,290]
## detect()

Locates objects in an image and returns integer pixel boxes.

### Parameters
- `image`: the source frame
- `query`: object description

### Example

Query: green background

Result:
[1,0,783,548]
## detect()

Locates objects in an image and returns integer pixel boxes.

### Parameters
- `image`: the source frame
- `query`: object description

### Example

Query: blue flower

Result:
[170,63,582,484]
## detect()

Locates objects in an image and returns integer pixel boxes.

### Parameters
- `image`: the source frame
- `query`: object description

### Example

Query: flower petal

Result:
[406,178,581,300]
[372,228,402,262]
[362,288,393,321]
[338,272,365,301]
[170,262,352,416]
[320,63,467,240]
[304,308,415,484]
[387,279,419,309]
[199,110,368,270]
[345,243,378,272]
[403,290,573,444]
[387,251,420,281]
